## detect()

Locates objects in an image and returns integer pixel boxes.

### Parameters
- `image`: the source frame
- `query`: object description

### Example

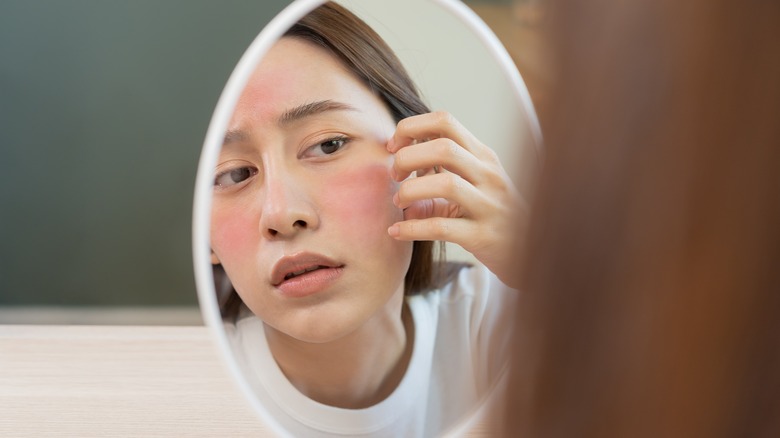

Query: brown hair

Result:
[505,0,780,436]
[218,2,457,318]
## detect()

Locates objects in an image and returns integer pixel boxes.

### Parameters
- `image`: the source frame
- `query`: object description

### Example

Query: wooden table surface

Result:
[0,325,497,437]
[0,325,272,437]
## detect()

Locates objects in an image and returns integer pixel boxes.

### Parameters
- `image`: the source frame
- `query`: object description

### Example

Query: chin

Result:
[283,316,364,344]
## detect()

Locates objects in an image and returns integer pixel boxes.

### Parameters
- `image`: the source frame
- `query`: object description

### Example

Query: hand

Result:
[386,111,526,288]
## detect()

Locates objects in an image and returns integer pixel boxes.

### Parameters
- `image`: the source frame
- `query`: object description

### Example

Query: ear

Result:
[211,251,221,265]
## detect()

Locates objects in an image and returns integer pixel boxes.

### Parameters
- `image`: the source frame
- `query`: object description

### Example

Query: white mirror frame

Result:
[193,0,542,435]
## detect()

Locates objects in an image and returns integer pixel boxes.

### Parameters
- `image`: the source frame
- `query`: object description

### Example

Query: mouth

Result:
[283,265,332,281]
[271,252,344,287]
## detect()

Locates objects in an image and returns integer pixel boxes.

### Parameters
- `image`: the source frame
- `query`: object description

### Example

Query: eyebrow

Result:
[278,99,357,126]
[223,100,357,146]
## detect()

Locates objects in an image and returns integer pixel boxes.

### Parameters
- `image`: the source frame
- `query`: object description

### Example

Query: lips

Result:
[270,252,344,287]
[284,265,326,281]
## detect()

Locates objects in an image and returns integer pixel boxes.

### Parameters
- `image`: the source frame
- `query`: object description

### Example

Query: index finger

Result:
[387,111,487,158]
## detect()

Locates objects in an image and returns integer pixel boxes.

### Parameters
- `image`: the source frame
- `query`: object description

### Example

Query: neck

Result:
[263,293,414,409]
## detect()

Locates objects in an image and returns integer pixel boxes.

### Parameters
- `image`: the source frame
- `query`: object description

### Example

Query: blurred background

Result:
[0,0,546,324]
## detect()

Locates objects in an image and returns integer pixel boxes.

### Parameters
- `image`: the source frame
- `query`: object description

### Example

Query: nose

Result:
[258,170,319,240]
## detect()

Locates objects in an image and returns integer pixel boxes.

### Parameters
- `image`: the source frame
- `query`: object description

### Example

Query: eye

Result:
[214,166,258,189]
[320,138,345,154]
[306,136,351,157]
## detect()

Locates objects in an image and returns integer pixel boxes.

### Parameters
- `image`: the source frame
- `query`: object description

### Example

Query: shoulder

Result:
[409,265,517,428]
[410,264,517,348]
[426,264,516,320]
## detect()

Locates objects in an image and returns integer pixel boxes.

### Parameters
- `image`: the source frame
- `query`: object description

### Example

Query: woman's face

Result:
[210,37,413,343]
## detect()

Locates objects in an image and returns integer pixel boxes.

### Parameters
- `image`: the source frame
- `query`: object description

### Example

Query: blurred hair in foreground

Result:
[505,0,780,436]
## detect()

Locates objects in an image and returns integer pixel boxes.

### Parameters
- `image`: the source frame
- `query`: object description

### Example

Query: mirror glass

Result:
[194,0,541,435]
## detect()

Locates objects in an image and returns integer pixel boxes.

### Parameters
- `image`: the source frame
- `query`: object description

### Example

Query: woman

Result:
[209,3,523,436]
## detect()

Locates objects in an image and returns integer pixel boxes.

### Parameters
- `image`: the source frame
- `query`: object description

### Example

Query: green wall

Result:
[0,0,288,306]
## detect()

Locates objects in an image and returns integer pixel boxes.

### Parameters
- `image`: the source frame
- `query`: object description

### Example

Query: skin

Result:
[211,36,522,409]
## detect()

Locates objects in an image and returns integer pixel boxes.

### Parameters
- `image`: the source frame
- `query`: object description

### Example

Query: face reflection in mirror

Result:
[197,1,540,436]
[211,35,415,406]
[211,37,410,342]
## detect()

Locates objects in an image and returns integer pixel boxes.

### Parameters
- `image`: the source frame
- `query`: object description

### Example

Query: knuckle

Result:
[447,138,462,157]
[408,220,424,237]
[486,167,513,191]
[430,218,450,238]
[484,147,500,164]
[433,110,456,129]
[433,138,460,157]
[395,148,409,166]
[398,182,412,200]
[396,116,412,132]
[443,173,461,195]
[483,167,503,187]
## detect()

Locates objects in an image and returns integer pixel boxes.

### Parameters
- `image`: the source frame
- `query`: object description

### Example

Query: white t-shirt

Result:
[225,265,516,437]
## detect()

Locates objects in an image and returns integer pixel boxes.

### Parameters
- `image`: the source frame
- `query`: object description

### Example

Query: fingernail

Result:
[387,224,400,237]
[387,137,395,151]
[393,192,400,206]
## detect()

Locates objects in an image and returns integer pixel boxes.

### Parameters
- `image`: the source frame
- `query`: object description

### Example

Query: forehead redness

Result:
[230,38,374,129]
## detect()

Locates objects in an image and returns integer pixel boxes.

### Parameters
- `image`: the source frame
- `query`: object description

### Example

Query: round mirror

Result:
[193,0,541,436]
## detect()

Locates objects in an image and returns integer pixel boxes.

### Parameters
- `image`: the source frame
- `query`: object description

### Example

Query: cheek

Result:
[318,163,401,232]
[210,201,258,264]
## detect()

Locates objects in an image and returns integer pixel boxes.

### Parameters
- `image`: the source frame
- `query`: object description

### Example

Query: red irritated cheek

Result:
[210,203,258,264]
[317,163,401,229]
